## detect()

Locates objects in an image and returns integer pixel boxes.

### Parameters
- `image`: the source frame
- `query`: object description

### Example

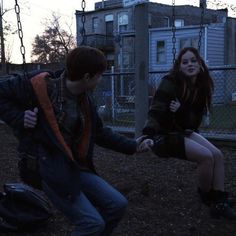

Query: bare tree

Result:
[207,0,236,17]
[31,13,76,63]
[0,5,17,74]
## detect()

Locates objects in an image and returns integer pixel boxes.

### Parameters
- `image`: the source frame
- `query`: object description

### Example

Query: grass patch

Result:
[103,104,236,133]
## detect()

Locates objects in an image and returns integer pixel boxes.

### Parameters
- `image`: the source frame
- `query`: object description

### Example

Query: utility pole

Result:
[0,0,6,75]
[134,3,149,137]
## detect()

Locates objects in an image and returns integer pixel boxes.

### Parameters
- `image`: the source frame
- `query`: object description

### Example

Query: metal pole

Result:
[120,39,124,96]
[134,3,149,138]
[111,65,115,122]
[0,1,6,75]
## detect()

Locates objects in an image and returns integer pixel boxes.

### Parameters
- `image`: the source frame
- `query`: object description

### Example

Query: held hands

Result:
[136,135,154,153]
[169,98,181,113]
[24,107,38,128]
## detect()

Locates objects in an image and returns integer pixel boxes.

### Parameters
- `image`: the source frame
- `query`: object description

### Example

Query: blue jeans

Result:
[42,171,128,236]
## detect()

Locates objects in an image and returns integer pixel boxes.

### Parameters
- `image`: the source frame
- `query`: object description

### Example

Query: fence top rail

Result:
[103,72,135,76]
[209,65,236,71]
[102,65,236,77]
[149,66,236,74]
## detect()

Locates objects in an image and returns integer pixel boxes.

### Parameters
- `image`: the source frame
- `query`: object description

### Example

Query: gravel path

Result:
[0,124,236,236]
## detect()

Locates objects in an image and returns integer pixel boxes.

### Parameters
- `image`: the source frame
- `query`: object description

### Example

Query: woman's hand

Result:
[24,107,38,128]
[169,99,181,113]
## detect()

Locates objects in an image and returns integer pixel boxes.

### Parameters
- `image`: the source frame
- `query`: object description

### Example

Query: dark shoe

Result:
[197,188,213,206]
[210,202,236,220]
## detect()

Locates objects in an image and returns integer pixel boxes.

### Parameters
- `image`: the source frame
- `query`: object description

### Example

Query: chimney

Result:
[199,0,207,9]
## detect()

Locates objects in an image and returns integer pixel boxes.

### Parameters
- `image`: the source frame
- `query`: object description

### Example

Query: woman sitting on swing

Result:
[142,47,236,219]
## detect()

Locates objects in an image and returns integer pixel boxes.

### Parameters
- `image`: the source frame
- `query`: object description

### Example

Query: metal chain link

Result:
[171,0,176,65]
[14,0,28,77]
[80,0,86,45]
[198,0,205,52]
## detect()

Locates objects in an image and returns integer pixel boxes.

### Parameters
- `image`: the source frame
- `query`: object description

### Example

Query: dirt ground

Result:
[0,123,236,236]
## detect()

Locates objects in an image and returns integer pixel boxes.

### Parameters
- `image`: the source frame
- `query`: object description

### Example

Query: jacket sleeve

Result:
[143,76,176,136]
[94,110,137,155]
[0,75,33,129]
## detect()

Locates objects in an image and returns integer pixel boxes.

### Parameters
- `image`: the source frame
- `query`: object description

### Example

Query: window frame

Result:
[179,37,198,50]
[92,17,99,33]
[118,11,129,32]
[156,40,167,65]
[174,19,184,28]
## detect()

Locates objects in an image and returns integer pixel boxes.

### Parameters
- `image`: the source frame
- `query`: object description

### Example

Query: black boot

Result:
[197,188,213,206]
[198,188,236,220]
[209,190,236,220]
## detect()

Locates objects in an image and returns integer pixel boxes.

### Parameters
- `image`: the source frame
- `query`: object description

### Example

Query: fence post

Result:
[111,66,115,122]
[134,3,149,138]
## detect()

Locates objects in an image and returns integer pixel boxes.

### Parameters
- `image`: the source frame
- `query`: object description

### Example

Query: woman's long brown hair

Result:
[169,47,214,110]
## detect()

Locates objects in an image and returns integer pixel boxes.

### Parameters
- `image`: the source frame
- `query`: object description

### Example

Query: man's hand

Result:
[24,107,38,128]
[136,135,154,153]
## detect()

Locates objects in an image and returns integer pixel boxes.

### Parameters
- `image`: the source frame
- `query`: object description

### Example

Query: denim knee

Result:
[72,217,105,236]
[112,196,128,219]
[92,217,106,234]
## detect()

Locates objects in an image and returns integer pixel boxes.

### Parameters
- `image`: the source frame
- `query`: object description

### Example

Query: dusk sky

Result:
[2,0,235,63]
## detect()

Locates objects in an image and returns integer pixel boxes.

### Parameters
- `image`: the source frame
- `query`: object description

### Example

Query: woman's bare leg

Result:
[188,132,225,191]
[184,133,236,219]
[184,137,214,192]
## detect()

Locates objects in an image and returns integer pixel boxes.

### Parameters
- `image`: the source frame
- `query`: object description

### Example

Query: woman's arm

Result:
[143,76,176,135]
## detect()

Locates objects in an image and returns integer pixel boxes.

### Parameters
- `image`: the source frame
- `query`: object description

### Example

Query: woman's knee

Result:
[185,138,214,165]
[199,151,215,167]
[212,148,224,163]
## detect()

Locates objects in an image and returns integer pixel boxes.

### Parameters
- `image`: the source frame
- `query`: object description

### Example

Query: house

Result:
[75,0,234,70]
[149,23,226,71]
[149,23,230,104]
[75,0,236,137]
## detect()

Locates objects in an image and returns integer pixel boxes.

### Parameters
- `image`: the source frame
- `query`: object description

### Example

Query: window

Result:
[156,40,166,64]
[122,52,132,69]
[118,52,131,69]
[174,19,184,27]
[105,14,114,22]
[180,37,198,49]
[105,14,114,36]
[163,17,169,27]
[92,17,99,33]
[118,12,128,32]
[106,53,114,69]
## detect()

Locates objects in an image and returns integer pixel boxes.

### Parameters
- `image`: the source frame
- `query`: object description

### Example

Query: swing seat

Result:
[152,132,185,159]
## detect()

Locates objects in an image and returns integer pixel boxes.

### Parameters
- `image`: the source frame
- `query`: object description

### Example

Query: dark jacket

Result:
[0,72,137,199]
[143,75,206,136]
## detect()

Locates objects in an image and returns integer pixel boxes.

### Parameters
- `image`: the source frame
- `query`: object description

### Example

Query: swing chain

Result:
[14,0,27,76]
[198,0,205,51]
[171,0,176,65]
[80,0,86,45]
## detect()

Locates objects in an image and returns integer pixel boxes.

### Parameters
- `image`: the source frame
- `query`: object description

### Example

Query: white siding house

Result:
[149,23,225,71]
[149,23,228,104]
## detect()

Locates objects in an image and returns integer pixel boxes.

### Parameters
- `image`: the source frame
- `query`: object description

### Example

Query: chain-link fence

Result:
[94,72,135,131]
[95,66,236,139]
